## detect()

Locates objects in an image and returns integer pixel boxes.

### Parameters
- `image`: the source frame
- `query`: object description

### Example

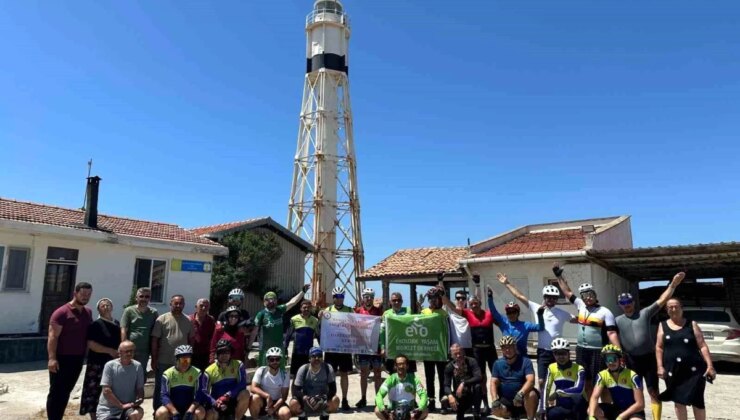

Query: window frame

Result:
[1,245,32,292]
[133,257,168,304]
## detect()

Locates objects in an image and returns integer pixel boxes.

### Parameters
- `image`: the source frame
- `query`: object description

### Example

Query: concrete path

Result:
[1,360,737,419]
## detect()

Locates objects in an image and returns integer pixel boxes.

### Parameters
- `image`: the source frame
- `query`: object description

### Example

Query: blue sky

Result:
[2,1,739,303]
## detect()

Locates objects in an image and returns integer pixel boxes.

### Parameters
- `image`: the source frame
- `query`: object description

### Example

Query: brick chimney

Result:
[84,176,101,229]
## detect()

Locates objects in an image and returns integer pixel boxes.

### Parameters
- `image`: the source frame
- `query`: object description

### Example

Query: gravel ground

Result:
[2,359,738,419]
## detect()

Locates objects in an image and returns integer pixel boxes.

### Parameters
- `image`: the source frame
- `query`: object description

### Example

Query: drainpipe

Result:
[458,250,587,265]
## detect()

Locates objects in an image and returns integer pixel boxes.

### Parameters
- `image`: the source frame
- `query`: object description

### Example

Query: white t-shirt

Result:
[448,310,472,348]
[528,300,574,350]
[252,366,290,400]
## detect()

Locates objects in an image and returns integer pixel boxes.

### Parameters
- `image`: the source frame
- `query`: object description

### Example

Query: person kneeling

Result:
[201,340,249,420]
[375,354,428,420]
[587,345,645,420]
[490,336,539,420]
[290,347,340,420]
[249,347,291,420]
[444,343,482,420]
[544,338,587,420]
[154,345,206,420]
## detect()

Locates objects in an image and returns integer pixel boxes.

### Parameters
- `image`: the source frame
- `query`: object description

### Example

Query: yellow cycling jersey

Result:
[595,368,642,411]
[544,362,586,410]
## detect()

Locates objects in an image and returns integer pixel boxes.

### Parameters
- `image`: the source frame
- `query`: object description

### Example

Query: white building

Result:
[0,183,226,340]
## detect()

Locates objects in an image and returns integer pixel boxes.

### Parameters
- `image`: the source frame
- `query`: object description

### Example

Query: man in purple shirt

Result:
[46,281,93,420]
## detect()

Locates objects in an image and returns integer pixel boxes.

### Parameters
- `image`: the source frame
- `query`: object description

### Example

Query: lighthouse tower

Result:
[288,0,364,302]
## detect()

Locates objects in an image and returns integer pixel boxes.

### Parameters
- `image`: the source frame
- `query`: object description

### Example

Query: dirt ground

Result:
[2,360,738,419]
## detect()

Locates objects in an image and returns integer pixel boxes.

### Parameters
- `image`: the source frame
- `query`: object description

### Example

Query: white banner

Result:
[319,311,381,355]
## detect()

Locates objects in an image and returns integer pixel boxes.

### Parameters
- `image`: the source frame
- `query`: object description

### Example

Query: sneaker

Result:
[341,399,351,411]
[428,399,436,412]
[355,398,367,408]
[440,400,449,415]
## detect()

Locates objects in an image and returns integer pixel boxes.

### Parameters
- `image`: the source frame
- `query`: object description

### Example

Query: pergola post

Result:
[410,283,417,314]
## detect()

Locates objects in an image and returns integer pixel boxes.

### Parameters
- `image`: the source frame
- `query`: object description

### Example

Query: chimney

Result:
[84,176,102,229]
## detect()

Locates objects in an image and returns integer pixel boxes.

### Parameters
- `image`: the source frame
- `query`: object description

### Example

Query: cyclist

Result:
[284,300,320,377]
[318,286,353,411]
[587,345,645,420]
[443,343,483,420]
[249,347,291,420]
[375,354,429,420]
[615,272,684,420]
[155,345,206,420]
[446,274,496,415]
[490,336,540,420]
[496,272,574,414]
[209,306,247,363]
[290,347,340,420]
[216,289,250,326]
[554,263,620,396]
[201,340,249,420]
[380,292,417,374]
[248,284,310,367]
[355,287,384,408]
[543,338,587,420]
[420,286,450,413]
[486,277,545,356]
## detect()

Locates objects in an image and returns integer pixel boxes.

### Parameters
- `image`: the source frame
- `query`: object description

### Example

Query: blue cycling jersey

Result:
[488,296,544,355]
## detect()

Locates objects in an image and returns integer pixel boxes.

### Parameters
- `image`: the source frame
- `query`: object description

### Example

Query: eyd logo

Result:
[405,318,428,337]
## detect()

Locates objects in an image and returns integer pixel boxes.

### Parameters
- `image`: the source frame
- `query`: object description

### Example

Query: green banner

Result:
[385,313,449,362]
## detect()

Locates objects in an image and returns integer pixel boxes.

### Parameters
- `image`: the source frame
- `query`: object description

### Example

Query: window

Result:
[1,246,31,290]
[134,258,167,303]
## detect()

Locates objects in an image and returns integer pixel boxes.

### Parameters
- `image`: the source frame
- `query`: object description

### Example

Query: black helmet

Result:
[216,339,232,354]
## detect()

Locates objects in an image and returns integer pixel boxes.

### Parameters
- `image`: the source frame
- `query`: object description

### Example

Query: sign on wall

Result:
[171,259,212,273]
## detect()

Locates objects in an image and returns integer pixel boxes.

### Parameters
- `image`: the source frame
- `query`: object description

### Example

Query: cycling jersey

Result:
[254,304,288,365]
[527,301,574,350]
[284,314,319,355]
[595,368,642,412]
[544,361,585,410]
[375,372,428,410]
[568,296,617,349]
[615,303,660,356]
[356,305,383,316]
[462,309,495,347]
[325,305,353,313]
[161,366,203,413]
[202,360,247,406]
[488,296,544,355]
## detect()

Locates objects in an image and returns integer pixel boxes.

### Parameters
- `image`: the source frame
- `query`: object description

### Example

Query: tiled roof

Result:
[0,197,221,247]
[360,247,469,279]
[190,218,269,236]
[475,229,586,257]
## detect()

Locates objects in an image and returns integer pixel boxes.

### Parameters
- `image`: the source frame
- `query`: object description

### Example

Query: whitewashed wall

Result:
[0,228,215,335]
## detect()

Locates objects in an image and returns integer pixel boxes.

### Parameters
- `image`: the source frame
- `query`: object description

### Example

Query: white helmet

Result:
[542,285,560,297]
[265,347,283,358]
[331,286,345,296]
[228,288,245,300]
[551,338,570,351]
[362,288,375,297]
[174,344,193,358]
[578,283,594,293]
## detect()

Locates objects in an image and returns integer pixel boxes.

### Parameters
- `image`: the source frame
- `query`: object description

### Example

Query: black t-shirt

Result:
[86,318,121,365]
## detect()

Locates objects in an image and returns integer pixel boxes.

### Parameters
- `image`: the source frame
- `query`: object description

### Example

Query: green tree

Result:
[210,230,283,316]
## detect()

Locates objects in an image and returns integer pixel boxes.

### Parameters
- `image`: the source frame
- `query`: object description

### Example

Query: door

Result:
[39,247,79,334]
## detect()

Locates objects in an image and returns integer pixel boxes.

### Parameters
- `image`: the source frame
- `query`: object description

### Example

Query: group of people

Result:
[46,262,718,420]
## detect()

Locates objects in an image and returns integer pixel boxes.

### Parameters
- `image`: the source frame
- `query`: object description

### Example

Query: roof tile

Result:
[475,229,586,257]
[360,247,468,279]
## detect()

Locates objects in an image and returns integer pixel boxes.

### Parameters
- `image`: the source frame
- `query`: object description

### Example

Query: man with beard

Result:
[284,300,320,377]
[290,347,340,420]
[380,292,417,374]
[151,295,195,411]
[46,281,93,420]
[491,336,540,420]
[354,287,384,408]
[249,347,292,419]
[120,287,158,370]
[249,285,310,367]
[375,354,428,420]
[444,343,483,420]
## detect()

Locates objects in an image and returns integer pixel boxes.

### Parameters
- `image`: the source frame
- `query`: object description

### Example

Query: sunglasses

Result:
[455,296,466,301]
[604,355,620,364]
[619,299,633,306]
[310,354,323,358]
[268,357,281,362]
[138,295,151,299]
[333,294,345,299]
[391,299,401,303]
[553,351,569,357]
[228,314,240,318]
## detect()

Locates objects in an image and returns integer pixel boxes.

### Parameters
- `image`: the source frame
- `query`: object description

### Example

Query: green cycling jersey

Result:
[375,372,428,411]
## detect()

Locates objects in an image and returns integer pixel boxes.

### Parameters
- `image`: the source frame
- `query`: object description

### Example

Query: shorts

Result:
[384,357,417,373]
[291,353,310,376]
[357,354,383,369]
[625,352,659,391]
[107,407,140,420]
[536,348,556,383]
[291,395,329,414]
[576,347,604,381]
[599,403,646,420]
[472,345,497,376]
[499,389,540,416]
[324,352,353,373]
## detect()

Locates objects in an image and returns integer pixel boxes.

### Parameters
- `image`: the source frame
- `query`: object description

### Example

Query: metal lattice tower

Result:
[288,0,364,303]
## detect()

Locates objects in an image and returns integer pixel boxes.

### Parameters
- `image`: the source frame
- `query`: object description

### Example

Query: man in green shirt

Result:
[120,287,159,368]
[249,284,310,366]
[380,292,417,374]
[375,354,428,420]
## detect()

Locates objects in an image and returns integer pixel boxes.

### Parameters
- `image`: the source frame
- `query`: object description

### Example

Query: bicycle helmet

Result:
[362,288,375,297]
[578,283,594,293]
[504,301,520,312]
[601,344,622,356]
[265,347,283,358]
[550,338,570,351]
[174,344,193,358]
[226,305,240,314]
[499,336,516,347]
[228,288,245,300]
[426,287,444,298]
[332,286,345,296]
[216,339,232,354]
[542,285,560,297]
[617,292,633,304]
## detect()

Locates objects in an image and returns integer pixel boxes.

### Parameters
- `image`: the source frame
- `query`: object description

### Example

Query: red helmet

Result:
[504,301,520,313]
